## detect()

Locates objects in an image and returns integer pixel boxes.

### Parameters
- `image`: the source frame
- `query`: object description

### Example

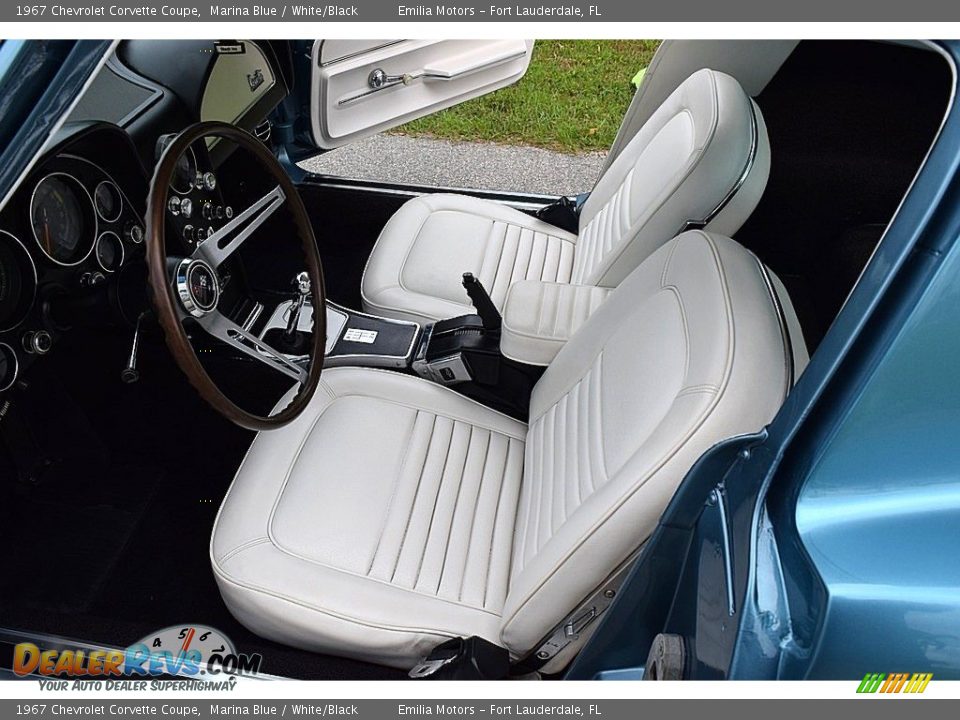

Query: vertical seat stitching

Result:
[553,394,568,536]
[485,221,508,289]
[411,418,458,589]
[592,357,608,486]
[388,412,437,583]
[366,409,420,576]
[537,407,555,553]
[516,420,541,573]
[483,439,513,610]
[435,424,473,595]
[457,430,492,602]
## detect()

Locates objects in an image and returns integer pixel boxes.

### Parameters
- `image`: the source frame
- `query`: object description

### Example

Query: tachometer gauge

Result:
[0,230,37,332]
[30,173,97,266]
[94,180,123,222]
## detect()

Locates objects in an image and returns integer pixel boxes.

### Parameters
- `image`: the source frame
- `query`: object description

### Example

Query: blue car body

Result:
[570,39,960,682]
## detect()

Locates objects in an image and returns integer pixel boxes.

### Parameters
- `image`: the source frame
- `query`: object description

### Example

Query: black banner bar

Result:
[3,0,960,22]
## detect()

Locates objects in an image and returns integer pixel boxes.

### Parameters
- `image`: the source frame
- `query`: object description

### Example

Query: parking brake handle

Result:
[462,273,501,332]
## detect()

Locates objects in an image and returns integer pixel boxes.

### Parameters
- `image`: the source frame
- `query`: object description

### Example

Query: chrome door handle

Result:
[367,68,412,90]
[338,49,528,107]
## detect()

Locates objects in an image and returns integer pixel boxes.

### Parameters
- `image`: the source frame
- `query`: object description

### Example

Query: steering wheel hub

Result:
[176,258,220,318]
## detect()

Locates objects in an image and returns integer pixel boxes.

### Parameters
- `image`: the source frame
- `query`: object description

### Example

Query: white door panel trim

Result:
[310,39,533,150]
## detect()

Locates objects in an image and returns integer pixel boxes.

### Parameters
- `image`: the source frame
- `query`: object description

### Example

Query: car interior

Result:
[0,39,952,679]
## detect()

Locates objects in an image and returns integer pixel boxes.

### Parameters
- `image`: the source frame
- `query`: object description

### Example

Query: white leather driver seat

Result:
[211,231,807,670]
[360,69,770,324]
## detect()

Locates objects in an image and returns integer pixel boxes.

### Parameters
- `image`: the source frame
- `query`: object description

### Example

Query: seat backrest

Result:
[571,69,770,288]
[499,230,806,659]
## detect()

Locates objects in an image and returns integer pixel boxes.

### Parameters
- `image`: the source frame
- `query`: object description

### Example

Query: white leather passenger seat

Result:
[211,230,807,671]
[360,69,770,323]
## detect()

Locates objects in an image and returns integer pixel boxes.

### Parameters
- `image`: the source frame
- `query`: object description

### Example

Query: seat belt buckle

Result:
[409,655,459,679]
[533,193,587,234]
[408,636,510,680]
[409,638,466,679]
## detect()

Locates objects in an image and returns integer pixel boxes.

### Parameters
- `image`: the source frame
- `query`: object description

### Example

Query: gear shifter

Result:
[284,271,311,343]
[462,273,501,332]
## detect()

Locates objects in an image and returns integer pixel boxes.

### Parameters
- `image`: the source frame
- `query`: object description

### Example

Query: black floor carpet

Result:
[0,325,404,680]
[2,464,160,615]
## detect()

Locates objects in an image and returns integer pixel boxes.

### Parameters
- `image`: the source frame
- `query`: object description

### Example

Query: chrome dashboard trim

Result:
[0,230,38,333]
[93,179,123,223]
[0,342,19,392]
[29,171,99,268]
[168,146,198,196]
[95,230,125,274]
[60,153,145,242]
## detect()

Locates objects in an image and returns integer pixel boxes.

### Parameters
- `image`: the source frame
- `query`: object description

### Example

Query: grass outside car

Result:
[396,40,660,153]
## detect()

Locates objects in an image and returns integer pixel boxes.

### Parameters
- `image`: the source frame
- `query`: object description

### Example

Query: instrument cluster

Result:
[162,141,232,253]
[0,143,146,394]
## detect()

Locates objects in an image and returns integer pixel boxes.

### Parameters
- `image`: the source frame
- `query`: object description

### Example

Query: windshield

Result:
[0,41,76,149]
[0,40,111,212]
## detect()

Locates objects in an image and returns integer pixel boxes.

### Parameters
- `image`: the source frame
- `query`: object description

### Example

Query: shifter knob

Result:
[285,272,312,342]
[462,273,501,332]
[294,271,311,296]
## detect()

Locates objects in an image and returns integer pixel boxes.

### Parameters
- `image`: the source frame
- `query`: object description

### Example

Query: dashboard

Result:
[0,40,293,398]
[0,124,149,393]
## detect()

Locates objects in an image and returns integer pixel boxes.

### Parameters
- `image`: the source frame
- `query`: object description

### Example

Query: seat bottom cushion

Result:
[210,367,526,669]
[361,193,578,324]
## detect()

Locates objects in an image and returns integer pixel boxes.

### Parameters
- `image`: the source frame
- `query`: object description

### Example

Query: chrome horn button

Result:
[176,258,221,318]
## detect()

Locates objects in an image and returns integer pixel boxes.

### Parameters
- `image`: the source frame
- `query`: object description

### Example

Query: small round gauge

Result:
[0,231,37,332]
[95,231,124,273]
[170,147,198,195]
[30,173,97,266]
[124,222,144,245]
[0,342,18,393]
[136,625,236,675]
[94,180,123,223]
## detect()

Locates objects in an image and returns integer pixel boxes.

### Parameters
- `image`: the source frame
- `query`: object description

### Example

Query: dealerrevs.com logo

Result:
[856,673,933,694]
[13,624,262,680]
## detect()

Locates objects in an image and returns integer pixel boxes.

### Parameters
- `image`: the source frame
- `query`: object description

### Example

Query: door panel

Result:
[309,39,534,149]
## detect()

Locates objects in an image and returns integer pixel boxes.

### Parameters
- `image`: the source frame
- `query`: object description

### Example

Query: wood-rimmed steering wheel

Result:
[146,121,326,431]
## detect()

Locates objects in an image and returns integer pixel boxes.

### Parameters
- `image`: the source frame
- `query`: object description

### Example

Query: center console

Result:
[259,300,420,370]
[257,273,544,419]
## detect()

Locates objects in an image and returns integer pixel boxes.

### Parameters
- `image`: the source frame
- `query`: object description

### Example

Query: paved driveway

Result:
[299,133,606,196]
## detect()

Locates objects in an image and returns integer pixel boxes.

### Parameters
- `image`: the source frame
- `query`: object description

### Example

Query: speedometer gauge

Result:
[30,173,97,266]
[0,230,38,332]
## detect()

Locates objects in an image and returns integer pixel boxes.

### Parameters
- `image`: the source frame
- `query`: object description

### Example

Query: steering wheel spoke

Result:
[196,310,308,384]
[147,122,326,430]
[193,185,285,268]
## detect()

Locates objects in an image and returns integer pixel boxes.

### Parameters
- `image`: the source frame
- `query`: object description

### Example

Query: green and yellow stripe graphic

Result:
[857,672,933,694]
